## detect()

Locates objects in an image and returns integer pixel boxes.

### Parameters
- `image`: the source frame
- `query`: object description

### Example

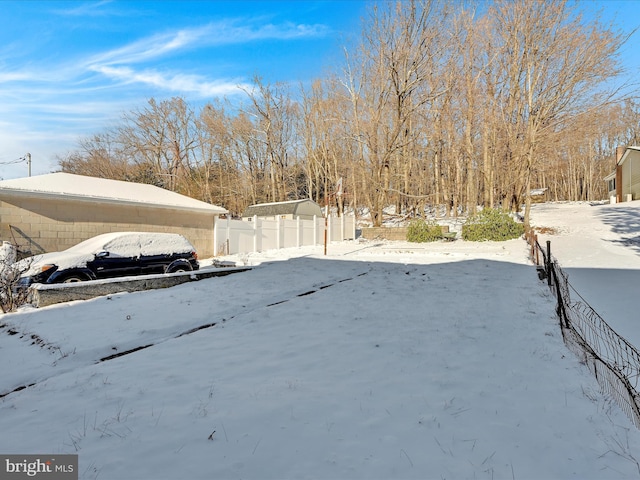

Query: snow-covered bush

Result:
[0,241,17,265]
[461,208,524,241]
[406,220,444,242]
[0,241,29,313]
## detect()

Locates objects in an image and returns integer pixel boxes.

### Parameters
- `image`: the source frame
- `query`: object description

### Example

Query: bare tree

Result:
[57,131,129,180]
[488,0,625,225]
[299,75,355,215]
[242,77,298,203]
[118,97,198,192]
[57,0,633,223]
[343,0,451,225]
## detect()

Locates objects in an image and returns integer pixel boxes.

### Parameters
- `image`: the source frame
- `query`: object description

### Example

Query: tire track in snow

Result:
[0,270,370,399]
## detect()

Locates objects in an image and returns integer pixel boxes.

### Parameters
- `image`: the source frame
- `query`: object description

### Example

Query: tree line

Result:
[58,0,639,227]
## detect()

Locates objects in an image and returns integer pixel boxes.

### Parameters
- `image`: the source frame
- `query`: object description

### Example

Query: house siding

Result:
[621,152,640,201]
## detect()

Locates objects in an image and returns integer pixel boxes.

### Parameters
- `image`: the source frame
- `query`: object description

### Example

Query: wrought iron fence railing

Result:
[525,230,640,428]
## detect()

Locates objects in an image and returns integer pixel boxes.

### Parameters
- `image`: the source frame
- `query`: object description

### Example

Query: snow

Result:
[1,202,640,479]
[248,199,312,207]
[138,233,196,257]
[530,201,640,347]
[18,250,96,277]
[0,242,16,264]
[0,242,18,296]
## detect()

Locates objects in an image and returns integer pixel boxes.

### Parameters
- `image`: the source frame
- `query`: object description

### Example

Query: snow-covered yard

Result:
[1,202,640,479]
[531,201,640,347]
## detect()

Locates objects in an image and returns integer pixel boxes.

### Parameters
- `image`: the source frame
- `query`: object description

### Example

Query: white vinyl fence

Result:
[213,215,356,255]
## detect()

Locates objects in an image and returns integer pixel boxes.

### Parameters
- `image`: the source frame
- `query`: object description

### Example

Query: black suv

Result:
[17,232,199,285]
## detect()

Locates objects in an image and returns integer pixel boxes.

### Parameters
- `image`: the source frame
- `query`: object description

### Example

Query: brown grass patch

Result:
[533,226,558,235]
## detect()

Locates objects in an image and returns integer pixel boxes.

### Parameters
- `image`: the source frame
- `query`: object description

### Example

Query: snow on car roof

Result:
[68,232,195,256]
[0,172,227,214]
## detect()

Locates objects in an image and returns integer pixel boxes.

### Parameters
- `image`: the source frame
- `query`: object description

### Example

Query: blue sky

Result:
[0,0,639,180]
[0,0,367,179]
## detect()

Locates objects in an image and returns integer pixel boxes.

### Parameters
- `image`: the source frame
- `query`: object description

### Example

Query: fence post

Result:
[253,215,258,253]
[552,267,570,330]
[312,215,317,245]
[530,230,535,261]
[277,216,281,250]
[226,216,231,255]
[546,240,552,287]
[213,218,219,257]
[324,214,328,255]
[534,234,540,265]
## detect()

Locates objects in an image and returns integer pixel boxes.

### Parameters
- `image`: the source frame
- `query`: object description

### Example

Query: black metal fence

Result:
[525,230,640,428]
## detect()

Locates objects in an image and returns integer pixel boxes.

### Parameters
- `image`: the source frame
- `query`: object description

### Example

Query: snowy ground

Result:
[1,203,640,479]
[530,201,640,347]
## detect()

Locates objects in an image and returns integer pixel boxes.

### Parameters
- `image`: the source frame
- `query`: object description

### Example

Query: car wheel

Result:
[166,262,193,274]
[61,274,88,283]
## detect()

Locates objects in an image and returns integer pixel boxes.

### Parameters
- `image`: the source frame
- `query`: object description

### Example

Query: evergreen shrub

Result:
[407,220,444,242]
[461,208,524,241]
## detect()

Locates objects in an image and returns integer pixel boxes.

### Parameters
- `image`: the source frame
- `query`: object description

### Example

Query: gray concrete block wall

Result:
[360,227,409,241]
[360,225,450,241]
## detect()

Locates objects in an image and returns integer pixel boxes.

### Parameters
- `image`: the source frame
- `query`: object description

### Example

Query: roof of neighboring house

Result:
[242,199,322,218]
[603,146,640,181]
[617,146,640,166]
[0,172,227,214]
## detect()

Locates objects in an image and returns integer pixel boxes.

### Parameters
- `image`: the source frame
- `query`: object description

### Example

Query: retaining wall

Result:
[28,266,251,308]
[360,225,450,241]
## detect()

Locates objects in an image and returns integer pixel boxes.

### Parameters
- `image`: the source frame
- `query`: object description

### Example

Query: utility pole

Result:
[26,153,31,177]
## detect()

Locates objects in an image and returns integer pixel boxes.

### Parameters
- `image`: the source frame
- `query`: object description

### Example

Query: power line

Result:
[0,156,28,166]
[0,153,31,176]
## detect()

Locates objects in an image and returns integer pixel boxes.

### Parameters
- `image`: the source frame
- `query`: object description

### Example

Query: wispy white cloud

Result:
[51,0,118,17]
[91,65,250,97]
[245,21,330,40]
[0,71,35,83]
[86,25,214,66]
[80,18,327,96]
[87,20,329,67]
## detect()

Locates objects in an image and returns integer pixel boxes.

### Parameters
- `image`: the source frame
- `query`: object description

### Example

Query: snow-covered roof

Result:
[242,199,322,218]
[249,199,314,207]
[616,146,640,166]
[0,172,227,214]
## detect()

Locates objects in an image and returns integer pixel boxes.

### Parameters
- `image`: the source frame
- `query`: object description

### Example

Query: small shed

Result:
[242,199,323,221]
[529,187,548,204]
[0,172,227,258]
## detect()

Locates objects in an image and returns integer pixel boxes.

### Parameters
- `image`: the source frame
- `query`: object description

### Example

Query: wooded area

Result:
[58,0,638,226]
